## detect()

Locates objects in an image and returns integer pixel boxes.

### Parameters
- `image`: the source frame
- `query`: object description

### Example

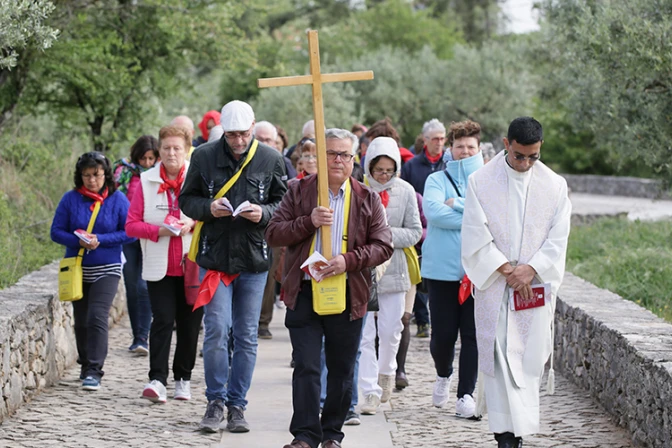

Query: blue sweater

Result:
[421,152,483,281]
[51,189,134,266]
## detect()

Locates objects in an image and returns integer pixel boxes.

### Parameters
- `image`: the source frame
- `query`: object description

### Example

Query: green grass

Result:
[567,217,672,322]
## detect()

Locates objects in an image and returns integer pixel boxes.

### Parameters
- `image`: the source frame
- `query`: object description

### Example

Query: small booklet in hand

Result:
[214,198,254,217]
[74,229,94,244]
[162,215,185,236]
[300,251,330,282]
[509,283,550,311]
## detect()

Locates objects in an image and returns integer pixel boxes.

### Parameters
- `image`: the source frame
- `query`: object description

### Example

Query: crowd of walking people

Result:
[50,99,571,448]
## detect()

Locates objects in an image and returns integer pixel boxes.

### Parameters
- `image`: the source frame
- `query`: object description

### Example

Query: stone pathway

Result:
[570,192,672,221]
[0,307,634,447]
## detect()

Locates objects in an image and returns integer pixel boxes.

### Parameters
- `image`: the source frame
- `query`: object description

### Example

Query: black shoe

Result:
[495,432,523,448]
[226,405,250,432]
[344,409,361,426]
[199,399,225,433]
[395,371,409,390]
[258,327,273,339]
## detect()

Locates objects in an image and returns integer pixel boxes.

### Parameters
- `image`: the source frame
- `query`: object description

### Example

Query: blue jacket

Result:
[400,150,446,194]
[421,152,483,281]
[51,189,134,266]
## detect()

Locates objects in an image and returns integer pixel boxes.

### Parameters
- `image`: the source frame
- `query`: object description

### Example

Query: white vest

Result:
[471,153,564,385]
[139,162,192,281]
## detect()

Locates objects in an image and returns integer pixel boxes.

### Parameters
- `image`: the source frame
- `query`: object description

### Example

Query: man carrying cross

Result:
[266,128,393,448]
[179,100,287,433]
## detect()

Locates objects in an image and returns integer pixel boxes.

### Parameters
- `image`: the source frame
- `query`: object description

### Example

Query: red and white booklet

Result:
[300,251,329,282]
[74,229,94,244]
[509,283,551,311]
[162,215,185,236]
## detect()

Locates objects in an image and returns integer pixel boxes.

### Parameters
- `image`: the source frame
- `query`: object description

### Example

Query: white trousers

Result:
[358,291,406,398]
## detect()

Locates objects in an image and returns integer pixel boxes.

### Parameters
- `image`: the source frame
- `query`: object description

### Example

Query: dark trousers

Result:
[147,275,204,386]
[427,279,478,398]
[122,241,151,343]
[73,275,119,380]
[286,282,363,448]
[259,247,282,329]
[413,289,430,326]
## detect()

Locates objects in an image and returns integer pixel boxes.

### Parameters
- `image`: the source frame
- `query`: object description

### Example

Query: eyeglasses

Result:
[78,152,107,164]
[224,130,252,140]
[372,169,395,176]
[326,151,355,162]
[82,173,105,180]
[512,153,540,162]
[301,154,317,160]
[429,136,446,143]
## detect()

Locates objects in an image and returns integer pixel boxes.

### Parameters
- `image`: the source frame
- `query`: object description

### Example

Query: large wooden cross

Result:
[258,30,374,260]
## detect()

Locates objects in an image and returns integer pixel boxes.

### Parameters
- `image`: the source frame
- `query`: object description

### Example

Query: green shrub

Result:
[567,217,672,322]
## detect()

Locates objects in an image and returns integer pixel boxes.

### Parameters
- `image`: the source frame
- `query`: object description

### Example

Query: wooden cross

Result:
[258,30,374,260]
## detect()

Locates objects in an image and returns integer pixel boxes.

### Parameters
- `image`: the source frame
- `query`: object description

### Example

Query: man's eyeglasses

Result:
[225,130,252,140]
[512,153,540,162]
[372,169,395,177]
[326,151,355,162]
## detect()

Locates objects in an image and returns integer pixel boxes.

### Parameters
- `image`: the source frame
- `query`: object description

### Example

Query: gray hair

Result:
[170,115,194,131]
[325,128,358,155]
[422,118,446,137]
[254,121,278,139]
[480,142,496,162]
[302,120,315,137]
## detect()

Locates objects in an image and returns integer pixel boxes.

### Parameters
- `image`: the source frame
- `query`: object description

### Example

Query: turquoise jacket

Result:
[421,151,483,281]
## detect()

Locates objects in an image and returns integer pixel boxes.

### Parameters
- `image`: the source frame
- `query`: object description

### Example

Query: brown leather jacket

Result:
[265,175,393,319]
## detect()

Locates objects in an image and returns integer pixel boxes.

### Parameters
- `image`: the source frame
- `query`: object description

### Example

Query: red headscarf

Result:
[198,110,221,141]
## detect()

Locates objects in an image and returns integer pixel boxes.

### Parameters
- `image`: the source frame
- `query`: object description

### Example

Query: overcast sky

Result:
[500,0,541,34]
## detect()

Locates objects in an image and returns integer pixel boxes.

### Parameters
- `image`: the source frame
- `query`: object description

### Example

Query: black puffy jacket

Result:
[179,138,287,274]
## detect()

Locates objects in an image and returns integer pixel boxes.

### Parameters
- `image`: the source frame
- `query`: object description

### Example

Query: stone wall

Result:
[0,261,125,423]
[555,273,672,448]
[562,174,672,199]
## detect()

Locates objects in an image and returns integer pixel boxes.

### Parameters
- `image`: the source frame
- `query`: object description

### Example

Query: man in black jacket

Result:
[180,100,287,434]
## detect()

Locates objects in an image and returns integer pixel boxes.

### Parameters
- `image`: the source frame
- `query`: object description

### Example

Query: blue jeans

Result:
[201,268,268,407]
[320,313,365,411]
[122,241,151,344]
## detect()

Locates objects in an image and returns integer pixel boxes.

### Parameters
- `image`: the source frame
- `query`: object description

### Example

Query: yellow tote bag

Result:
[59,201,101,301]
[311,180,351,316]
[188,140,258,262]
[403,246,422,285]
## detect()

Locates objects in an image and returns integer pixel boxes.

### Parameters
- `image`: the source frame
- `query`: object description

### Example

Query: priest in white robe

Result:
[461,117,572,448]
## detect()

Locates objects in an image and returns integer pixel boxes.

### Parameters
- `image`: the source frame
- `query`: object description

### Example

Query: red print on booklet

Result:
[162,215,185,236]
[509,283,551,311]
[74,229,95,244]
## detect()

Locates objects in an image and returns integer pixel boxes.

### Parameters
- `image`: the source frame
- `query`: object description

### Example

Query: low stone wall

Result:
[562,174,672,199]
[555,273,672,448]
[0,261,126,423]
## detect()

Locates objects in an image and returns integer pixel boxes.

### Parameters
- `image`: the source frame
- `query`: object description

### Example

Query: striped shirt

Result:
[314,180,348,257]
[82,263,122,283]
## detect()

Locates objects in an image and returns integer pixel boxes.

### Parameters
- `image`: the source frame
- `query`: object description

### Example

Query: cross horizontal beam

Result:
[257,71,374,89]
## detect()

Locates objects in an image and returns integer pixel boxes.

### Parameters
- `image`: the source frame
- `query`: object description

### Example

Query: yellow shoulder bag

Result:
[187,140,258,262]
[403,246,422,285]
[311,180,351,315]
[59,201,101,301]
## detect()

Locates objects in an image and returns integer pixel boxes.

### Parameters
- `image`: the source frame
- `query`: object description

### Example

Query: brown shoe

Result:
[322,440,342,448]
[283,440,311,448]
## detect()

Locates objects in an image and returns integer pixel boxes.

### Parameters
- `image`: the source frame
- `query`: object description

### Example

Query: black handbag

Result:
[367,267,379,312]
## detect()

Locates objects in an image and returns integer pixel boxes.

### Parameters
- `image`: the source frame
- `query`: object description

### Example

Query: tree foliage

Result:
[540,0,672,178]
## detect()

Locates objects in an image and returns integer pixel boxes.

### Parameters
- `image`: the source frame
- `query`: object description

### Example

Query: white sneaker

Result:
[432,375,452,408]
[378,373,395,403]
[455,394,476,418]
[174,379,191,401]
[360,393,381,415]
[142,380,167,403]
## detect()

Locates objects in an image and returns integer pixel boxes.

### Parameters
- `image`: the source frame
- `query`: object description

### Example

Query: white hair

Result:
[170,115,194,131]
[325,128,358,155]
[480,142,496,161]
[422,118,445,137]
[254,121,278,139]
[302,120,315,137]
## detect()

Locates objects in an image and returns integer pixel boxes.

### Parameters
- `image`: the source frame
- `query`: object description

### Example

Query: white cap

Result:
[220,100,255,132]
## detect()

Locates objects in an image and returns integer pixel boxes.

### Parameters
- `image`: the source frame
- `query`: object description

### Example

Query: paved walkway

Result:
[570,192,672,221]
[0,306,633,447]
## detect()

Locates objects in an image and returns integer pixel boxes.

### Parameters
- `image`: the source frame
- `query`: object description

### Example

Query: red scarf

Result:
[192,270,240,310]
[379,190,390,208]
[296,171,306,180]
[424,147,443,164]
[157,164,185,195]
[77,187,108,211]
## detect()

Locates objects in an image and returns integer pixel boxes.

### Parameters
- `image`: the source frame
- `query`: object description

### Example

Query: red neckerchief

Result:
[296,171,306,180]
[379,190,390,208]
[77,187,108,211]
[157,164,185,195]
[424,147,443,164]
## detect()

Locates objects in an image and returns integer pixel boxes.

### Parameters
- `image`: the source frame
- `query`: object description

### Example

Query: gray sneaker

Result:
[199,399,225,433]
[226,405,250,432]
